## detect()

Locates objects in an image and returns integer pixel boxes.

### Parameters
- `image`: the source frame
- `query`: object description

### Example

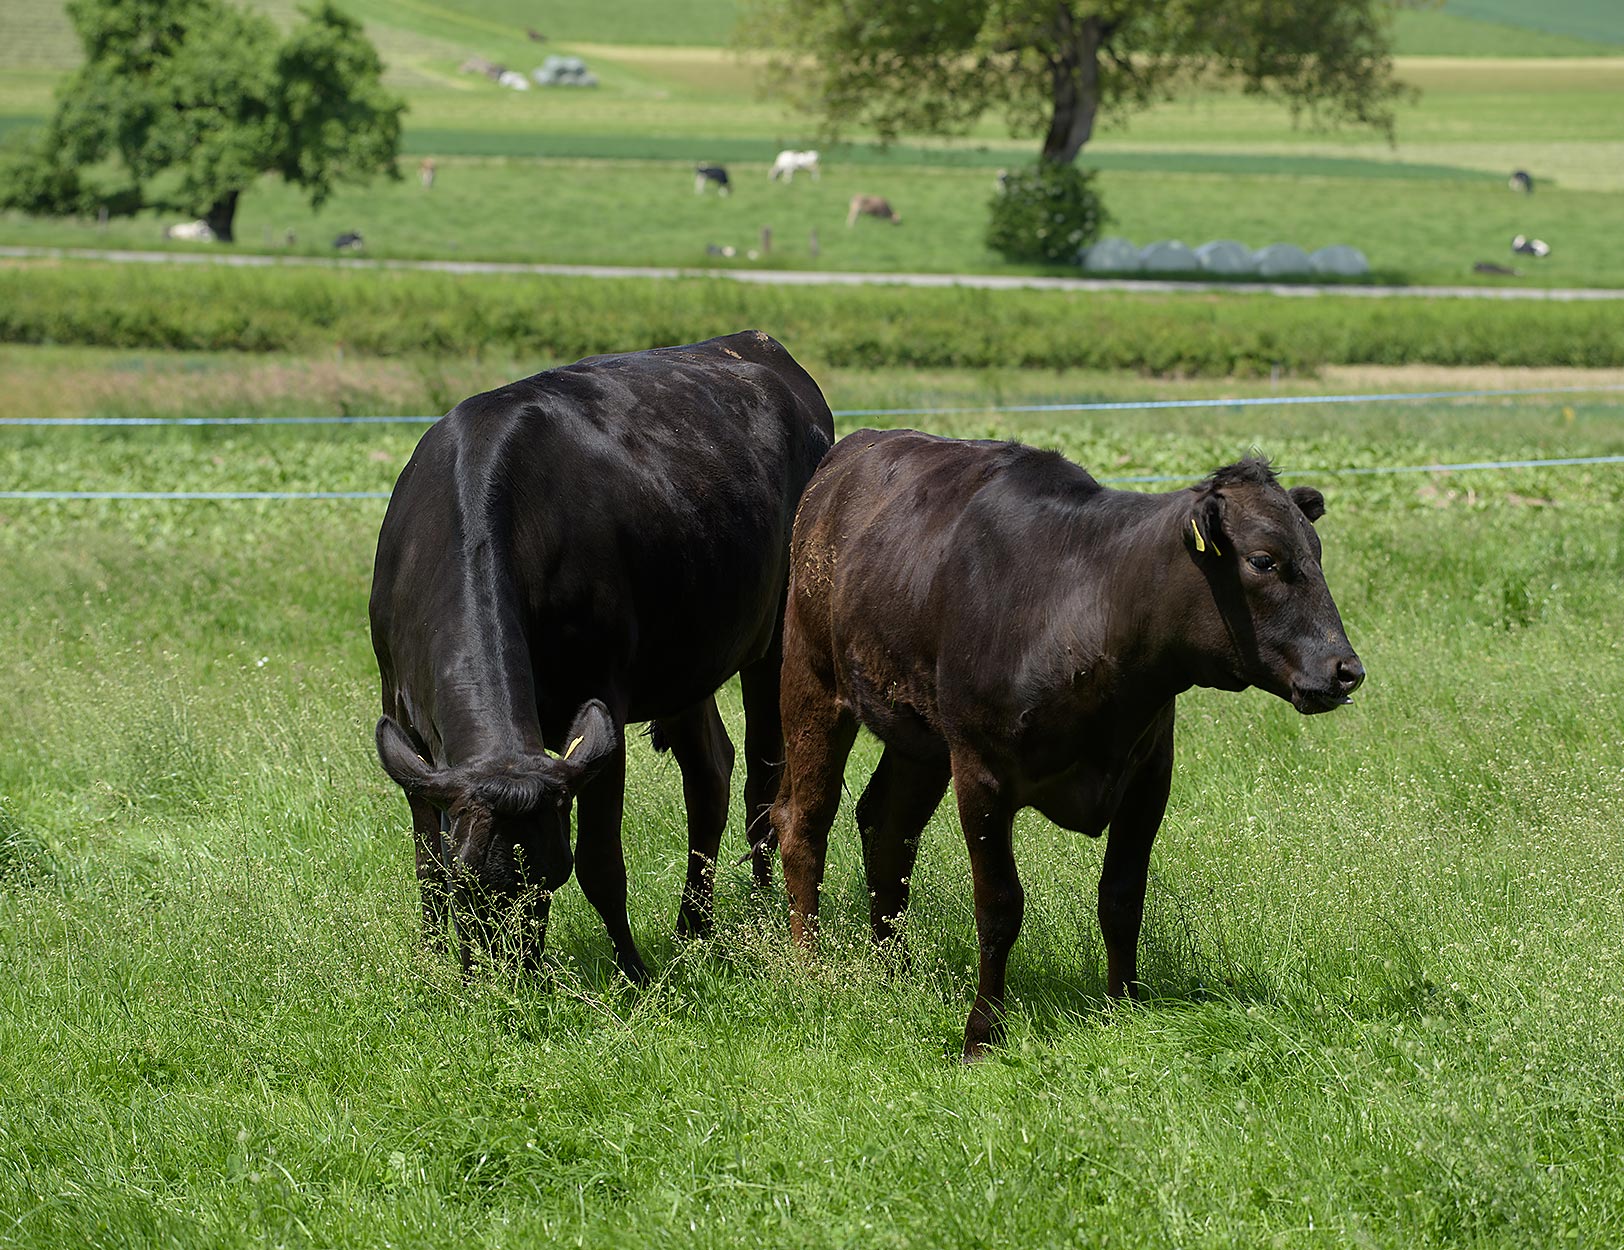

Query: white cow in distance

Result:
[164,220,216,243]
[769,149,820,182]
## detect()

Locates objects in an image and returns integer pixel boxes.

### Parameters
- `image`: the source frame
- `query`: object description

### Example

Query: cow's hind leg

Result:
[773,639,857,949]
[738,635,787,889]
[573,739,651,985]
[658,696,736,939]
[856,748,949,957]
[410,797,450,942]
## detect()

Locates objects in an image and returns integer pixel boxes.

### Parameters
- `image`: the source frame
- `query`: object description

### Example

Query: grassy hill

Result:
[3,0,1620,73]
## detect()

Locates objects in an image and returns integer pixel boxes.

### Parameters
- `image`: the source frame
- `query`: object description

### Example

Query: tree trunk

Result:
[1040,10,1104,164]
[204,190,239,243]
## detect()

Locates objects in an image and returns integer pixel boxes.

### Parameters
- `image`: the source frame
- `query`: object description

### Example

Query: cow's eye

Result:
[1247,554,1277,573]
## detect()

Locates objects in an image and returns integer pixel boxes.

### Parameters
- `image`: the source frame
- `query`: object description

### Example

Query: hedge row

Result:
[2,263,1621,374]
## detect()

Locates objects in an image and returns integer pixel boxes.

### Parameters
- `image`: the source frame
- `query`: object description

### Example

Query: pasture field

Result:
[3,148,1618,288]
[2,0,1621,287]
[3,358,1624,1246]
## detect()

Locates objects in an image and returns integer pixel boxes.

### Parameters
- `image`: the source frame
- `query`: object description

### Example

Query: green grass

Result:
[3,356,1624,1245]
[7,0,1617,71]
[6,264,1624,374]
[1393,8,1621,56]
[1441,0,1624,46]
[3,9,1622,287]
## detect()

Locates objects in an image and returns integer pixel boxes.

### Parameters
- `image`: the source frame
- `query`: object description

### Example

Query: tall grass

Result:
[4,264,1624,375]
[2,377,1623,1245]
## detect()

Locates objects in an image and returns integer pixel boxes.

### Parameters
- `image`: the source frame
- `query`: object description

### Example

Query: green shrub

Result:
[984,162,1108,264]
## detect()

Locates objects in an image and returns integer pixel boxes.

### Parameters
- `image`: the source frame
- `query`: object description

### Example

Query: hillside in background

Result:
[0,0,742,72]
[2,0,1620,73]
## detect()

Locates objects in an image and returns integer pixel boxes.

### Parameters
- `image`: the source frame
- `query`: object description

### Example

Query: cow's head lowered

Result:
[1183,458,1364,714]
[374,701,617,906]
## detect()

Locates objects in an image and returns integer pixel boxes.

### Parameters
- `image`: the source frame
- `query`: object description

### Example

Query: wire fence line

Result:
[3,382,1623,428]
[4,383,1623,500]
[6,454,1624,502]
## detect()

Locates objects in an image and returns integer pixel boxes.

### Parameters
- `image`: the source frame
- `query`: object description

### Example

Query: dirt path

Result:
[5,244,1623,301]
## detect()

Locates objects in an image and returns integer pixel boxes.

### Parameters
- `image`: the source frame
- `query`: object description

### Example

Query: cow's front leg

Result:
[953,752,1022,1062]
[1099,723,1173,999]
[573,740,650,985]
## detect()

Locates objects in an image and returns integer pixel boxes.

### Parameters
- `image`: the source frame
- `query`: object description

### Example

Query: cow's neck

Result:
[433,544,548,767]
[1071,504,1232,713]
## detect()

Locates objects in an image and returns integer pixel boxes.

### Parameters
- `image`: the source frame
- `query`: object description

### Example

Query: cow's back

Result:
[371,331,833,748]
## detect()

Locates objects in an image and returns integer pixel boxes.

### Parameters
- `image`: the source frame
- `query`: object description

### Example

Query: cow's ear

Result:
[1185,490,1227,558]
[376,717,458,808]
[1289,485,1326,523]
[556,700,619,789]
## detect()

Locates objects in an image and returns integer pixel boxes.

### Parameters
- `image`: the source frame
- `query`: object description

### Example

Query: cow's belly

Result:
[837,643,950,763]
[1026,767,1131,838]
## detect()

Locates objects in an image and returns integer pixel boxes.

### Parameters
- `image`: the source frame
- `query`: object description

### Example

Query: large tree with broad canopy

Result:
[740,0,1415,164]
[1,0,403,242]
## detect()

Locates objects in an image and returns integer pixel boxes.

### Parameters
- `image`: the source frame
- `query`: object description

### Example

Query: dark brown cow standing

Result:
[370,331,834,979]
[770,430,1363,1059]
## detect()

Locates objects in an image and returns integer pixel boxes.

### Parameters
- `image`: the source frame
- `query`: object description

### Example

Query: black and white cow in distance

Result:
[370,331,835,979]
[770,433,1363,1058]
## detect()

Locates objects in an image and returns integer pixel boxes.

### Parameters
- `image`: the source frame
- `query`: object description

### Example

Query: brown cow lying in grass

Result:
[846,195,901,226]
[768,431,1363,1059]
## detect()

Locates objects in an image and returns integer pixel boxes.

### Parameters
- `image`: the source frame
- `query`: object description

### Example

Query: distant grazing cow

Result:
[1512,234,1550,258]
[333,231,364,252]
[371,332,834,979]
[1509,169,1533,193]
[769,149,820,182]
[846,194,901,227]
[694,164,731,196]
[769,434,1362,1059]
[164,220,215,243]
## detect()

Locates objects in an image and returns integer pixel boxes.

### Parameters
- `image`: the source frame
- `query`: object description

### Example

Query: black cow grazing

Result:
[769,432,1363,1059]
[333,230,364,252]
[371,331,835,980]
[695,164,731,196]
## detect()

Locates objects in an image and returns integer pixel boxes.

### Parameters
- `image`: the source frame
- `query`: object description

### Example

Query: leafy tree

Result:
[1,0,403,242]
[741,0,1415,165]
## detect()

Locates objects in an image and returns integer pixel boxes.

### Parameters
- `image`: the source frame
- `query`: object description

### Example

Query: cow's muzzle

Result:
[1291,654,1365,715]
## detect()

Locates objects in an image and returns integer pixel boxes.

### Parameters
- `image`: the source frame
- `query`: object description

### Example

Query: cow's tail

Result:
[644,722,671,754]
[737,809,779,865]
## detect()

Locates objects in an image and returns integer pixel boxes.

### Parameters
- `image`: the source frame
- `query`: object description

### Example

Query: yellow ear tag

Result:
[1191,519,1222,556]
[564,735,584,760]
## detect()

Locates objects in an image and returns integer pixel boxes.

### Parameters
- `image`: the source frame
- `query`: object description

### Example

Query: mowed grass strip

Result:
[2,389,1623,1246]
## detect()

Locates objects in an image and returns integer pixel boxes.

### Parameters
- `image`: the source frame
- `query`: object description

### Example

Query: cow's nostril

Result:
[1337,657,1365,693]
